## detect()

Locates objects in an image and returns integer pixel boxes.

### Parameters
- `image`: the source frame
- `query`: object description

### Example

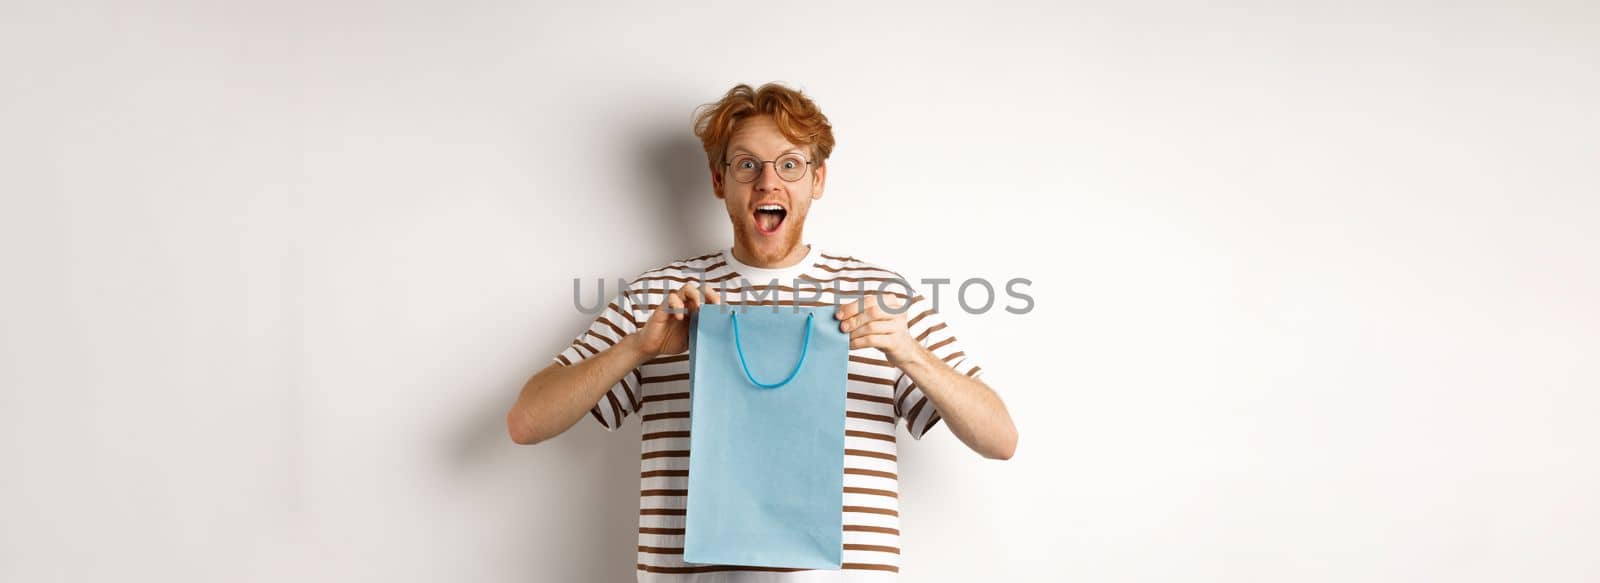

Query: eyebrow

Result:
[728,145,804,157]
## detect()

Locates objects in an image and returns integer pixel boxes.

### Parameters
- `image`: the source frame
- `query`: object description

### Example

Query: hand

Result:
[631,282,720,359]
[835,293,921,365]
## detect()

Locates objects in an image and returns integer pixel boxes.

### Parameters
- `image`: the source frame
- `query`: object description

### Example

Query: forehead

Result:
[726,115,805,156]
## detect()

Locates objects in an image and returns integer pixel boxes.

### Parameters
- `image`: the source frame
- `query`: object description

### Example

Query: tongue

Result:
[757,211,783,232]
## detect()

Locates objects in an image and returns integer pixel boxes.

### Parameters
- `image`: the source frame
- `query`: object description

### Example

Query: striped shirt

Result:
[553,244,984,582]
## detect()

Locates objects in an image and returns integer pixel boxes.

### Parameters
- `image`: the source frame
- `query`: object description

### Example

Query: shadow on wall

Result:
[444,332,641,581]
[637,121,727,259]
[444,124,727,580]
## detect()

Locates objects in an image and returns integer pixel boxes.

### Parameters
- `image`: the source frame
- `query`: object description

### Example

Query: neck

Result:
[731,242,811,269]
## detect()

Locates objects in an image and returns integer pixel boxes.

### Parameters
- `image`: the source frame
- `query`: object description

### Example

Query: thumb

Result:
[643,299,670,329]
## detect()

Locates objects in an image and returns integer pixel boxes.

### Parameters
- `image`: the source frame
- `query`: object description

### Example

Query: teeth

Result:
[756,204,784,212]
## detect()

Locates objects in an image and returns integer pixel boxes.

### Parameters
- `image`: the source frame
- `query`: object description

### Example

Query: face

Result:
[711,114,827,267]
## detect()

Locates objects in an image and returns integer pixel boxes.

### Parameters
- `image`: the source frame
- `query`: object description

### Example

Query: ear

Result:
[810,163,826,201]
[710,162,725,199]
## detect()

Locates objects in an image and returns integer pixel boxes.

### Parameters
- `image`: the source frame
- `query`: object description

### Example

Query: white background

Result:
[2,1,1597,581]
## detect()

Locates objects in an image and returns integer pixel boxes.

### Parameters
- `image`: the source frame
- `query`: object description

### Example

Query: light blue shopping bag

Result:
[683,304,847,569]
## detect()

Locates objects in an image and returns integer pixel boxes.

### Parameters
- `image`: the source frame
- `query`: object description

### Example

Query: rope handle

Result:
[730,312,813,389]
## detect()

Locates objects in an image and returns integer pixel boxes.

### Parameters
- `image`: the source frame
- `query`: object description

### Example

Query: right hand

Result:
[631,282,720,359]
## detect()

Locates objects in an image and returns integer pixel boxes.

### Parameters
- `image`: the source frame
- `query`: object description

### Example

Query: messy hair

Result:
[692,82,836,172]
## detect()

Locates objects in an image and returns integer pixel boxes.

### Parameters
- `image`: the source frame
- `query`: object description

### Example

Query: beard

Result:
[731,210,806,266]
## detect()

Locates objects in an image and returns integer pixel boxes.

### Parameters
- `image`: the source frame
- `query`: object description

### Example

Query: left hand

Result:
[835,293,921,365]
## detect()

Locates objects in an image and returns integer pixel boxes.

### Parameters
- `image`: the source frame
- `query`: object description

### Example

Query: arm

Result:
[837,295,1018,460]
[506,282,718,445]
[894,345,1017,460]
[505,335,650,445]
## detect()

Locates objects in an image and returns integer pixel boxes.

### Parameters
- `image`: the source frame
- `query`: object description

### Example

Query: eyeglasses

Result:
[722,153,814,183]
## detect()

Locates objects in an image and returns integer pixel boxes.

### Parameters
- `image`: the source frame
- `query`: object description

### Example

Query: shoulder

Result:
[812,249,909,282]
[810,250,933,307]
[624,250,728,289]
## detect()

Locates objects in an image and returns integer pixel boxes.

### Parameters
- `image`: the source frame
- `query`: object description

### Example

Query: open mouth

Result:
[753,204,787,235]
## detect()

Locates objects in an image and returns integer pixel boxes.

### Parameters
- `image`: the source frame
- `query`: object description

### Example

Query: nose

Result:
[754,161,785,193]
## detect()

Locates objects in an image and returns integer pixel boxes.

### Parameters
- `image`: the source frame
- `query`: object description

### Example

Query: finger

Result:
[667,292,686,320]
[645,299,669,327]
[682,283,704,312]
[848,320,899,339]
[703,284,721,304]
[876,294,907,314]
[840,309,893,333]
[849,332,893,351]
[863,294,904,319]
[835,297,864,320]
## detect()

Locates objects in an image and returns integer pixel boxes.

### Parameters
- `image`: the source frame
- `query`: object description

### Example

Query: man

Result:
[506,82,1018,581]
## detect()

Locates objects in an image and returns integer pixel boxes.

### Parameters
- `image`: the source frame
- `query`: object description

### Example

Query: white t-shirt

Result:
[554,244,985,582]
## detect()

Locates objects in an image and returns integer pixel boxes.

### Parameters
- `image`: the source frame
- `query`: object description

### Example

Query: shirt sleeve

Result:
[893,291,985,441]
[552,286,645,432]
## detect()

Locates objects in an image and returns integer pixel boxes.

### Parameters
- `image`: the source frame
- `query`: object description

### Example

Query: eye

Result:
[736,157,757,170]
[781,159,798,170]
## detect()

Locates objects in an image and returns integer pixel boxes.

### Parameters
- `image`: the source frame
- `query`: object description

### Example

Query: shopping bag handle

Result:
[729,312,813,389]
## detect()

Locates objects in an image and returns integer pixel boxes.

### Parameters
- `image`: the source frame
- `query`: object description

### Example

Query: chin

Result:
[736,222,805,263]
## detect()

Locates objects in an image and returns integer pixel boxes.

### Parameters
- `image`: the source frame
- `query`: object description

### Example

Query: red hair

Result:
[692,83,836,170]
